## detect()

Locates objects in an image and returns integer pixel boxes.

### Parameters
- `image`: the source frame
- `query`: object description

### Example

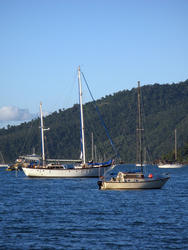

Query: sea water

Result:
[0,165,188,249]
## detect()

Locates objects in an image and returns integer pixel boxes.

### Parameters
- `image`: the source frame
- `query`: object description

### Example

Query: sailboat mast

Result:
[137,81,143,171]
[78,66,86,164]
[91,132,94,161]
[40,102,45,165]
[175,129,177,161]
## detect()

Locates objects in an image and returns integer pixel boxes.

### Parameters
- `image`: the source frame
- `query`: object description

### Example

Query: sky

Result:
[0,0,188,128]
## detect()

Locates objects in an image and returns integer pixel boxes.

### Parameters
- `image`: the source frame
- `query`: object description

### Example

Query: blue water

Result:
[0,165,188,249]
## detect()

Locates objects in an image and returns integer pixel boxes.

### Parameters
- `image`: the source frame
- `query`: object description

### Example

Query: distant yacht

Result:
[158,129,183,168]
[158,162,183,168]
[0,164,9,168]
[0,151,9,168]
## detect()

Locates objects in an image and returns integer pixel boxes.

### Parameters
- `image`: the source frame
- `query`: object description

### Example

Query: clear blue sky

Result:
[0,0,188,127]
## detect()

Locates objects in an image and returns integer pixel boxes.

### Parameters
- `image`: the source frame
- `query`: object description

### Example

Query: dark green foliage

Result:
[1,79,188,163]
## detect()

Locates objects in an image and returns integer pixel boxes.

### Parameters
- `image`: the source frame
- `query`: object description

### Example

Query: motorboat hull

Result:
[98,176,169,190]
[0,164,9,168]
[158,163,183,168]
[22,165,114,178]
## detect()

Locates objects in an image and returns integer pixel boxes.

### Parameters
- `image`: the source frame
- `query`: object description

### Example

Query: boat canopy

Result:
[88,159,112,166]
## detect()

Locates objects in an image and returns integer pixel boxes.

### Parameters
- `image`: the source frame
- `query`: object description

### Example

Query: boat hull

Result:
[158,164,183,168]
[22,165,113,178]
[0,164,9,168]
[98,177,169,190]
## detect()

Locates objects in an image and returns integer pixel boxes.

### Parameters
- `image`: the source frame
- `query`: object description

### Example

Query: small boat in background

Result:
[158,129,184,168]
[0,164,9,168]
[6,163,20,171]
[158,162,183,168]
[0,152,9,168]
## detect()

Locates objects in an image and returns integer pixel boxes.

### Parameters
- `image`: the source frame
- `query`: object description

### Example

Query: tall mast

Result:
[91,132,94,161]
[175,129,177,161]
[40,102,45,165]
[78,66,86,164]
[137,81,143,171]
[40,102,50,166]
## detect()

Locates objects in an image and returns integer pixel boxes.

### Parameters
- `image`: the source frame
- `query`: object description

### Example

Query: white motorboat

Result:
[98,81,170,190]
[158,162,183,168]
[0,164,9,168]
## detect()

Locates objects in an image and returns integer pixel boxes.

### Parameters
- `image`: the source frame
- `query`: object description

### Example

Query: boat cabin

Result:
[111,172,145,182]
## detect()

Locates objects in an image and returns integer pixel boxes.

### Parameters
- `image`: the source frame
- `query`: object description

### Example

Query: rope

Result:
[81,71,119,159]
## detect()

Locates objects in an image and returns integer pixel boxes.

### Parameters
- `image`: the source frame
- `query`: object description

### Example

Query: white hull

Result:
[158,163,183,168]
[136,163,147,167]
[98,177,169,190]
[0,164,9,168]
[22,165,114,178]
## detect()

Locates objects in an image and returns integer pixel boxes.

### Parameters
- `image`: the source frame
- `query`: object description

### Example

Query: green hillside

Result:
[1,79,188,163]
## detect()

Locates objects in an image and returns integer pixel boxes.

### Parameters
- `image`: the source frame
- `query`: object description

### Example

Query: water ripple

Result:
[0,167,188,249]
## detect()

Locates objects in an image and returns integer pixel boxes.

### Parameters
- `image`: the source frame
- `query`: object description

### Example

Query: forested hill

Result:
[1,79,188,163]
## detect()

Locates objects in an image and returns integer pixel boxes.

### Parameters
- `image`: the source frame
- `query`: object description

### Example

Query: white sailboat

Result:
[158,129,183,168]
[98,81,170,190]
[0,152,9,168]
[22,67,115,178]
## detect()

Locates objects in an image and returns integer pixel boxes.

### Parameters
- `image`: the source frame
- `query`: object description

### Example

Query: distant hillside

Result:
[1,79,188,163]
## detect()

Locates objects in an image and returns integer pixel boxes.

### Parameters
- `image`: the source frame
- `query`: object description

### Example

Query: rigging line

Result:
[20,121,35,156]
[84,107,105,159]
[81,71,120,159]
